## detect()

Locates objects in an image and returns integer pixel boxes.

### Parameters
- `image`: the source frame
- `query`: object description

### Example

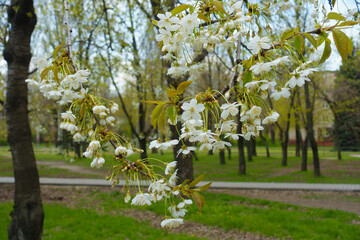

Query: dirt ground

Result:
[2,184,360,239]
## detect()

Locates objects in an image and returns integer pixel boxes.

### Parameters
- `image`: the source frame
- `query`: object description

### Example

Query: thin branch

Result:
[63,0,77,72]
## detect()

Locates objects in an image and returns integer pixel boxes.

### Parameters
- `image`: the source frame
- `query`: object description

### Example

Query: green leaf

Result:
[281,28,295,42]
[316,32,328,47]
[243,71,253,83]
[213,1,227,15]
[53,66,60,84]
[303,33,318,49]
[151,19,158,27]
[332,29,349,61]
[294,35,305,53]
[319,38,332,64]
[188,173,205,188]
[158,108,167,137]
[327,12,345,21]
[53,43,63,59]
[171,4,191,15]
[332,0,336,6]
[197,12,210,22]
[40,67,51,80]
[166,88,181,97]
[193,181,213,192]
[191,192,205,212]
[151,103,165,129]
[166,105,176,123]
[80,101,86,119]
[338,20,360,27]
[177,80,193,93]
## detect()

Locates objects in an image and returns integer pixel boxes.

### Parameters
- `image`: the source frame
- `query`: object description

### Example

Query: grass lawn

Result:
[0,202,204,240]
[1,144,360,183]
[1,187,360,240]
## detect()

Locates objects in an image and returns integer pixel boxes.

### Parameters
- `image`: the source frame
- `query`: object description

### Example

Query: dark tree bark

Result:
[304,82,320,177]
[74,142,81,158]
[226,145,231,160]
[259,131,270,158]
[236,111,246,174]
[301,135,308,171]
[294,88,302,157]
[270,127,275,145]
[3,1,44,239]
[219,149,225,165]
[251,138,257,156]
[171,123,193,183]
[295,115,302,157]
[246,140,253,162]
[334,116,342,160]
[275,94,294,167]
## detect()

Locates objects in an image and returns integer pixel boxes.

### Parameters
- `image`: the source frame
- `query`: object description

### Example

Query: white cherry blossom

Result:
[247,36,271,55]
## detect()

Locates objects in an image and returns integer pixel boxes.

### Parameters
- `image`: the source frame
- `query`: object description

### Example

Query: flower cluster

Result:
[155,0,252,78]
[123,160,194,228]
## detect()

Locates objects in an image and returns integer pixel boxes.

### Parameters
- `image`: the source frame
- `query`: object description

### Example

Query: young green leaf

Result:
[166,88,181,97]
[177,80,193,93]
[338,20,360,27]
[281,28,295,42]
[188,173,205,188]
[303,33,318,49]
[53,43,63,59]
[332,29,349,61]
[213,1,227,15]
[197,12,210,22]
[167,105,176,123]
[151,19,158,27]
[191,192,205,212]
[294,35,305,53]
[327,12,345,21]
[151,103,166,129]
[243,71,253,83]
[158,108,167,137]
[171,4,191,15]
[40,67,51,80]
[193,181,213,192]
[319,38,332,64]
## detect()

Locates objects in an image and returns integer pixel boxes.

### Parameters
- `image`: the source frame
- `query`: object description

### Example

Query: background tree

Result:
[3,0,44,239]
[333,51,360,151]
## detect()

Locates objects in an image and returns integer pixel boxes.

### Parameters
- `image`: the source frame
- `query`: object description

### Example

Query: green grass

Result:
[1,145,360,183]
[0,202,205,240]
[92,190,360,240]
[2,189,359,239]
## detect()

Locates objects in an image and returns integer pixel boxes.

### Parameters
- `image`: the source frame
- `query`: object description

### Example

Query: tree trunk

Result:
[334,116,342,160]
[4,1,44,239]
[219,149,225,165]
[281,142,288,166]
[74,142,81,158]
[259,132,270,158]
[170,123,193,184]
[251,138,257,156]
[236,112,246,174]
[246,140,253,162]
[139,137,147,160]
[301,135,308,171]
[270,127,275,145]
[226,145,231,160]
[295,116,302,157]
[304,82,320,177]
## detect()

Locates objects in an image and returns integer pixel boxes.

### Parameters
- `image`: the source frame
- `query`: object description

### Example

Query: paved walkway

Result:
[1,177,360,192]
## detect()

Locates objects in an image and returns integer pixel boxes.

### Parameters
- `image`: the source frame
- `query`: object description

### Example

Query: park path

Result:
[1,176,360,192]
[36,161,105,176]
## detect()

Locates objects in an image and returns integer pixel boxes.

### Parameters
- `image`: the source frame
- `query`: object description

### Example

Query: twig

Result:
[63,0,78,72]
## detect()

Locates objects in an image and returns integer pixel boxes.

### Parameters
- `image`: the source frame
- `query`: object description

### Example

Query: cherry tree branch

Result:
[63,0,78,72]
